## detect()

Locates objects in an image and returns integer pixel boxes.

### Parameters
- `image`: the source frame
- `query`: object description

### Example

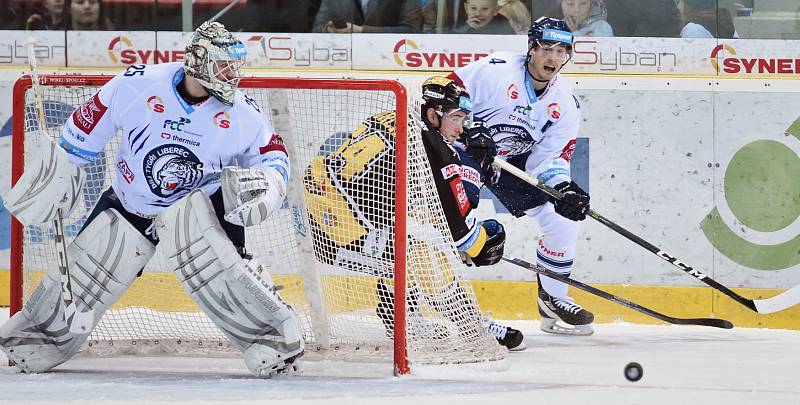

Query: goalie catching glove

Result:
[552,181,590,221]
[463,219,505,267]
[221,166,286,227]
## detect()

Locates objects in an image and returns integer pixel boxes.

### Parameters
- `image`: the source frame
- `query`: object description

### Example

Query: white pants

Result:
[524,202,580,300]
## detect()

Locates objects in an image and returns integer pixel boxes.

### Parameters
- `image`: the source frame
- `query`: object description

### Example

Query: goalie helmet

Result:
[421,76,472,116]
[184,21,247,106]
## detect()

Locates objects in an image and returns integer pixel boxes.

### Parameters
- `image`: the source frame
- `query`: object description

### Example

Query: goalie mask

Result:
[184,21,247,106]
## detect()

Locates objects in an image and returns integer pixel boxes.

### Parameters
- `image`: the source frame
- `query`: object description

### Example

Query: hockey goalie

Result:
[0,21,304,377]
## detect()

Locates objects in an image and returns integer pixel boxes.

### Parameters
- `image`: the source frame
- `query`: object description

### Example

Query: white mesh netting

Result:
[13,76,506,369]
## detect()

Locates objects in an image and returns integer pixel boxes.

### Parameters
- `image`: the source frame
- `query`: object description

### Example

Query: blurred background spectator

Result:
[190,0,318,33]
[678,0,736,38]
[26,0,65,30]
[65,0,114,30]
[312,0,422,33]
[1,0,24,29]
[603,0,681,37]
[423,0,466,33]
[555,0,613,36]
[497,0,531,34]
[453,0,514,34]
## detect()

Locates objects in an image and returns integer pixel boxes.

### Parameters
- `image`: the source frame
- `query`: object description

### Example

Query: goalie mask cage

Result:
[10,75,506,375]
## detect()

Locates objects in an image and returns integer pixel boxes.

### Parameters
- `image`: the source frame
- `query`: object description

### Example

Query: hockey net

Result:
[10,75,506,374]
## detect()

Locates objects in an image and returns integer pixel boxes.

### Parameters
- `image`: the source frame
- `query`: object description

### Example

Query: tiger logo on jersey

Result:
[143,144,203,198]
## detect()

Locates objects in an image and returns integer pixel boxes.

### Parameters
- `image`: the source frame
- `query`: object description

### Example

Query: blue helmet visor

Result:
[458,95,473,113]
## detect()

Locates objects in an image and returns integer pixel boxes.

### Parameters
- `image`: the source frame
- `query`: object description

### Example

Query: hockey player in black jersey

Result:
[302,77,524,351]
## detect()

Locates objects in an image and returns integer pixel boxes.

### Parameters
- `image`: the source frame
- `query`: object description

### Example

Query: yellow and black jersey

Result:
[303,110,484,261]
[303,111,397,253]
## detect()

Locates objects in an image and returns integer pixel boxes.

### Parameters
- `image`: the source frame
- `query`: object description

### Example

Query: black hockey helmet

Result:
[421,76,472,116]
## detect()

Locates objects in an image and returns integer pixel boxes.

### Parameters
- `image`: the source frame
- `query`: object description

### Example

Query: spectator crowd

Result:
[1,0,796,39]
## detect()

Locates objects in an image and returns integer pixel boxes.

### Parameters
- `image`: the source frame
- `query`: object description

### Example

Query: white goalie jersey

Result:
[58,62,290,218]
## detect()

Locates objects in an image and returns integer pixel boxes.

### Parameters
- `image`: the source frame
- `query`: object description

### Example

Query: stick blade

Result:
[753,284,800,314]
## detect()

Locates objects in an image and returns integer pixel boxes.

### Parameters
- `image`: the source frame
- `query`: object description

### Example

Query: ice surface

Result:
[2,309,799,405]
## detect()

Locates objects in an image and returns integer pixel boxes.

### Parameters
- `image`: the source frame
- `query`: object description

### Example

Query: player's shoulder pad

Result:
[112,62,176,96]
[233,90,266,117]
[550,77,581,111]
[365,110,396,134]
[477,52,526,68]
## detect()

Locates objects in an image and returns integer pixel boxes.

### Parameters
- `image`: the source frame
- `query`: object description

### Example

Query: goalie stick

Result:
[502,256,733,329]
[26,40,95,334]
[493,158,800,315]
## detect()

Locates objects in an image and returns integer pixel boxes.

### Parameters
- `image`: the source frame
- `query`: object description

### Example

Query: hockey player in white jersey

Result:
[449,17,594,335]
[0,21,304,376]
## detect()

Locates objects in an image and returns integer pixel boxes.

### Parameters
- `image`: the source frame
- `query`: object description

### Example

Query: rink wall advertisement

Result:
[3,31,800,76]
[1,31,799,326]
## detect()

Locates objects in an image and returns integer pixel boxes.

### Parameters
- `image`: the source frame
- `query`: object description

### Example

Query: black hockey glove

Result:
[552,181,590,221]
[462,120,497,177]
[471,219,505,266]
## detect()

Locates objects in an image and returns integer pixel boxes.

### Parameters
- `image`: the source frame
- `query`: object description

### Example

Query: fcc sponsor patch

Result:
[72,93,107,134]
[259,134,288,155]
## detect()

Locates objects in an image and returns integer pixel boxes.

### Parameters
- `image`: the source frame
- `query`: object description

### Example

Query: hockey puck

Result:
[624,362,643,382]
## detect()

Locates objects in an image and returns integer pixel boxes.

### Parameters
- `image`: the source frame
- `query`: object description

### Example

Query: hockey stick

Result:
[26,40,95,334]
[493,158,800,315]
[502,256,733,329]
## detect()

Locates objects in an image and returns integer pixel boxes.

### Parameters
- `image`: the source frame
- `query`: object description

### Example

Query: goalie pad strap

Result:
[155,189,303,375]
[4,131,84,225]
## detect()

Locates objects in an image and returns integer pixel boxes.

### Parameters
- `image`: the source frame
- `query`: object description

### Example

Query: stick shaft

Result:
[492,158,800,314]
[502,256,733,329]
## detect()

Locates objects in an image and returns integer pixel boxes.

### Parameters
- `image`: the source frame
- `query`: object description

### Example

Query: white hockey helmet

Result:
[184,21,247,106]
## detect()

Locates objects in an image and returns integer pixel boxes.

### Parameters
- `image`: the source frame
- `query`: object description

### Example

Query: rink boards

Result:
[1,67,799,330]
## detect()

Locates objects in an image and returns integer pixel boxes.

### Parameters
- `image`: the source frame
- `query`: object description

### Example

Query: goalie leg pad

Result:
[0,209,155,372]
[4,130,84,225]
[156,189,304,377]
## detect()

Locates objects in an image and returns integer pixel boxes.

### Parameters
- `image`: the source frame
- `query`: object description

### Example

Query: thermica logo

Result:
[711,44,800,75]
[107,36,185,65]
[392,39,488,68]
[701,116,800,270]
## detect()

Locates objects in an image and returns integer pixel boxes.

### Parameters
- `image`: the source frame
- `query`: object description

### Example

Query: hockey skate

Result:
[483,318,526,351]
[537,276,594,336]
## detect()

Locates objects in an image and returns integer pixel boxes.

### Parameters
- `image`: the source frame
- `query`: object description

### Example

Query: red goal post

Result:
[10,74,505,375]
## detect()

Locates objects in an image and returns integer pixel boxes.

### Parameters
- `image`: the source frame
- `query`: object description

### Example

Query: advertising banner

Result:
[0,31,66,67]
[4,30,800,77]
[65,31,351,70]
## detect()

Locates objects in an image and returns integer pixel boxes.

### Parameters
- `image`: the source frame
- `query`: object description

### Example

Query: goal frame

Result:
[9,75,413,375]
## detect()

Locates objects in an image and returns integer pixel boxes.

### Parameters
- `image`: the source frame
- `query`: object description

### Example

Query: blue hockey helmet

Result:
[528,16,574,53]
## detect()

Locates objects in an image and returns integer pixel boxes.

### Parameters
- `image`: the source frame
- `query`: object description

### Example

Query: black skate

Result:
[484,318,526,351]
[537,275,594,336]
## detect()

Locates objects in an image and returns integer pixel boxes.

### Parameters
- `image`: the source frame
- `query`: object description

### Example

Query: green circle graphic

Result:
[724,140,800,232]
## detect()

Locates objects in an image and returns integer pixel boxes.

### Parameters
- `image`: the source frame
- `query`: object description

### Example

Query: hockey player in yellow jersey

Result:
[303,77,525,351]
